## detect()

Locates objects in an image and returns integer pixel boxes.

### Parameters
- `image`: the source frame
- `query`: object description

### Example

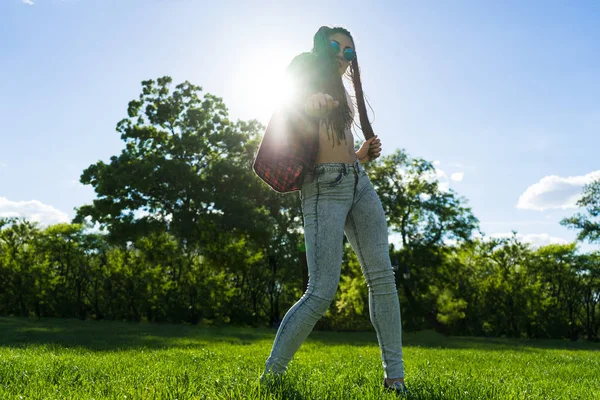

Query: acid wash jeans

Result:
[264,160,404,379]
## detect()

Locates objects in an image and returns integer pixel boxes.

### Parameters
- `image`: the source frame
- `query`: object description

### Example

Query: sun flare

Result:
[236,49,297,123]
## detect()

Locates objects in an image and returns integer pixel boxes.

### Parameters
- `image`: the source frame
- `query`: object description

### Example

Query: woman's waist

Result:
[315,145,358,164]
[310,159,363,175]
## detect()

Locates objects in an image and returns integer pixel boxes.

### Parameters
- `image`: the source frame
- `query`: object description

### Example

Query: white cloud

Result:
[22,0,35,5]
[0,162,6,168]
[517,170,600,211]
[0,197,69,226]
[422,160,467,192]
[435,169,447,180]
[423,167,458,193]
[489,232,569,248]
[451,172,464,182]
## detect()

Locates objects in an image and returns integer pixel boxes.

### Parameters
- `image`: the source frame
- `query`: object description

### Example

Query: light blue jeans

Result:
[265,160,404,379]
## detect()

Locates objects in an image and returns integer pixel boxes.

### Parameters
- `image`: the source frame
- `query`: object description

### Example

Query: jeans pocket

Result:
[317,171,346,188]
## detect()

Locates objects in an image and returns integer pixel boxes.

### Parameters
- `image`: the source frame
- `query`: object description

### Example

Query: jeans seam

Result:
[349,208,388,371]
[315,174,321,285]
[270,284,314,358]
[270,182,320,354]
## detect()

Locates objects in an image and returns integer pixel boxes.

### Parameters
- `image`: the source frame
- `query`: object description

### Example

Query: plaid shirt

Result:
[253,107,319,193]
[253,53,321,193]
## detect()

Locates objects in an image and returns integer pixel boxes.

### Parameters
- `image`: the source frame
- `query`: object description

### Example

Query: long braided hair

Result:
[310,26,375,145]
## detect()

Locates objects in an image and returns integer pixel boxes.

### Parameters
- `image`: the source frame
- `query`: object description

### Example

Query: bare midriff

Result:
[314,124,358,164]
[314,90,357,164]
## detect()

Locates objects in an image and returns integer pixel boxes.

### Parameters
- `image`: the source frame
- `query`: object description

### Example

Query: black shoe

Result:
[384,380,409,395]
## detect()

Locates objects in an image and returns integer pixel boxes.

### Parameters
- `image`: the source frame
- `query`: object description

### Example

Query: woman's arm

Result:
[284,53,319,111]
[282,53,338,135]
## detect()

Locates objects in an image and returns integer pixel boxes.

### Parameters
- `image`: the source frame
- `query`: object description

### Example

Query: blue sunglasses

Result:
[330,40,356,61]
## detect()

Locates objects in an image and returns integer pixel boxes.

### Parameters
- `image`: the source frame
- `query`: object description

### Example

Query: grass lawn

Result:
[0,317,599,399]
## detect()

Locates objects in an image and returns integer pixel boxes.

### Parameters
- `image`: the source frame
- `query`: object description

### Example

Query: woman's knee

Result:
[305,279,339,305]
[365,266,397,288]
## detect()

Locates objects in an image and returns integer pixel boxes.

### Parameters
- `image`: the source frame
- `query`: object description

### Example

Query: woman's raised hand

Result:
[356,136,382,162]
[304,93,339,117]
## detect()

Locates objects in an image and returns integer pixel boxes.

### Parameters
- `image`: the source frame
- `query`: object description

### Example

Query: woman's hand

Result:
[356,136,382,163]
[304,93,339,117]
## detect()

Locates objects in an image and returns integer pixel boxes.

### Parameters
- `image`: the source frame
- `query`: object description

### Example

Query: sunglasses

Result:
[330,40,356,61]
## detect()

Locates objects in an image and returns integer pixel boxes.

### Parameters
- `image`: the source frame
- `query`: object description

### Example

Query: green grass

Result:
[0,317,599,399]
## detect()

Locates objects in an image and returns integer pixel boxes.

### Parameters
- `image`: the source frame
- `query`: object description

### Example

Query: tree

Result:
[37,223,91,319]
[530,243,588,340]
[561,179,600,243]
[0,218,44,317]
[72,76,310,325]
[368,149,478,248]
[571,252,600,340]
[366,149,479,330]
[74,76,256,249]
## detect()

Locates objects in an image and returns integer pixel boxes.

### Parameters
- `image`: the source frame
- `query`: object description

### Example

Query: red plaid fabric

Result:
[253,107,319,193]
[253,53,321,193]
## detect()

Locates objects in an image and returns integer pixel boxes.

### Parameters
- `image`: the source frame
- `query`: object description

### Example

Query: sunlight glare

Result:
[235,48,297,124]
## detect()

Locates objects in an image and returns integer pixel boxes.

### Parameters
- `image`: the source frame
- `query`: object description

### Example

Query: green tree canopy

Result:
[561,179,600,243]
[74,76,261,249]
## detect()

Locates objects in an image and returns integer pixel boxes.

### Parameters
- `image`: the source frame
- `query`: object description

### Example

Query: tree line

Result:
[1,77,598,340]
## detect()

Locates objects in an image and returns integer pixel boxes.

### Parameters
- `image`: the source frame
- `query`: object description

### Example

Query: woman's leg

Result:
[344,176,404,381]
[264,169,354,374]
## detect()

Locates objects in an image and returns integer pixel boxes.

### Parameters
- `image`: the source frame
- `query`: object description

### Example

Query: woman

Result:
[260,26,407,395]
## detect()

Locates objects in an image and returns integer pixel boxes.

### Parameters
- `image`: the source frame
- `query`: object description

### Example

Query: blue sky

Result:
[1,0,599,250]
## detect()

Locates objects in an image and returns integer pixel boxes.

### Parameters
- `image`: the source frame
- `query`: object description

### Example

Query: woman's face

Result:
[328,32,354,76]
